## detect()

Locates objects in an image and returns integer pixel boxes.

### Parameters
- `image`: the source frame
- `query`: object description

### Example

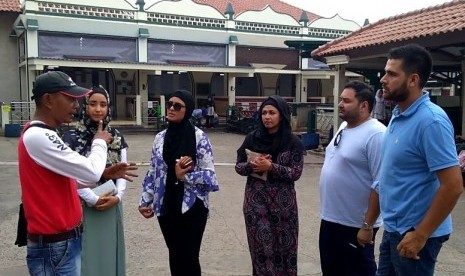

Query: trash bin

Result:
[5,123,21,137]
[302,132,319,150]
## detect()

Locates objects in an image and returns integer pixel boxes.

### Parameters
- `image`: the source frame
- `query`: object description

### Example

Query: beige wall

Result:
[192,72,212,100]
[193,72,212,84]
[113,69,137,120]
[321,79,336,103]
[260,74,278,96]
[0,13,20,103]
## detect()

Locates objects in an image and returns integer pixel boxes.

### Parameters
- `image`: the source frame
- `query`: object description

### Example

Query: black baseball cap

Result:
[31,71,91,100]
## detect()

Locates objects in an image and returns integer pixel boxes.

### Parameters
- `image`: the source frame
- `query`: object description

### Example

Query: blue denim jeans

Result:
[376,230,449,276]
[26,236,82,276]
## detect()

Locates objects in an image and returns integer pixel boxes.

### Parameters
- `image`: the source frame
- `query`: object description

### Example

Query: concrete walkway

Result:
[0,131,464,275]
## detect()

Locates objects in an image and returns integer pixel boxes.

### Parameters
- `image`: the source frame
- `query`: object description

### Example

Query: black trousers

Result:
[158,199,208,276]
[319,219,379,276]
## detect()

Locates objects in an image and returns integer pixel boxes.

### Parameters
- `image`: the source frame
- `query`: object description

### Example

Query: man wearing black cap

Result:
[18,71,113,275]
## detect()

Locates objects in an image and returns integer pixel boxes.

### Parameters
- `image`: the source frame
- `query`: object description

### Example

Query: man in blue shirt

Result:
[377,44,463,276]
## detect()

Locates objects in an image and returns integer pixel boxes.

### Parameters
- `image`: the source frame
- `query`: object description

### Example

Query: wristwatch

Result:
[362,222,374,230]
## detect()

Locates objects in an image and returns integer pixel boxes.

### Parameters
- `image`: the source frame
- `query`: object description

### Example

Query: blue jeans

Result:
[26,236,82,276]
[376,230,449,276]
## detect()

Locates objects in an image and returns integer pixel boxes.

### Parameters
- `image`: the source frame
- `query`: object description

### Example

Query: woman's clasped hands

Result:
[250,154,272,173]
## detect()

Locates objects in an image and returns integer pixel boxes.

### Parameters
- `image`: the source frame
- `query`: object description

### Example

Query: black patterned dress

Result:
[236,135,304,276]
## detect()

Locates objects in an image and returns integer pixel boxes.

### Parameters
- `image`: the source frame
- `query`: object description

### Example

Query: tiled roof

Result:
[0,0,20,12]
[193,0,320,22]
[312,0,465,57]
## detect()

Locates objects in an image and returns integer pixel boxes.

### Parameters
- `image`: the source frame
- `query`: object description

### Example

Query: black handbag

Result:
[14,203,27,247]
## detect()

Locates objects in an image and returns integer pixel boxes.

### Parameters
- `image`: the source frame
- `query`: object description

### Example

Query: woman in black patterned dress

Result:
[235,95,305,276]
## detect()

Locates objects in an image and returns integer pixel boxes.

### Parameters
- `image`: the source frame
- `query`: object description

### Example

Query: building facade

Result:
[0,1,21,104]
[7,0,361,125]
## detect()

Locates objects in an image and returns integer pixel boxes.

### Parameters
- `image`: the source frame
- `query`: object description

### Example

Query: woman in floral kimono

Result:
[62,85,128,276]
[138,90,219,276]
[235,95,305,276]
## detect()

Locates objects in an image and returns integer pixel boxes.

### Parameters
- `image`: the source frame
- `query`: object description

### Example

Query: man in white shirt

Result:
[319,80,386,275]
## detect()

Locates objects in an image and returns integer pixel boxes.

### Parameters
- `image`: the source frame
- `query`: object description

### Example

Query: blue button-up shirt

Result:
[379,92,458,236]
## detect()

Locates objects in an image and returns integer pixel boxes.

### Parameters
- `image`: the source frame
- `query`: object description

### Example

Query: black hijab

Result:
[242,95,297,160]
[162,90,196,214]
[163,90,196,165]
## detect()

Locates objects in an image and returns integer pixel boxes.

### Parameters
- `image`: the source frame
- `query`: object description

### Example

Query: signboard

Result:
[2,105,11,112]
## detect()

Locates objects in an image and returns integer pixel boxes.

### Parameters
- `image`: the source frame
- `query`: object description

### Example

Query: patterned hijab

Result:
[73,85,127,172]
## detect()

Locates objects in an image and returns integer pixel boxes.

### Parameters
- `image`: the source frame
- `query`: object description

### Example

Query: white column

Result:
[28,70,38,103]
[160,95,166,119]
[228,75,236,106]
[136,71,149,126]
[138,71,149,103]
[20,66,28,101]
[462,60,465,136]
[138,38,148,63]
[332,65,346,128]
[301,77,308,102]
[135,95,142,126]
[27,30,38,58]
[295,75,307,102]
[228,45,236,66]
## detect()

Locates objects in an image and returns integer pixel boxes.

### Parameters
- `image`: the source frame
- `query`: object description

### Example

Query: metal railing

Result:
[3,100,331,136]
[140,101,166,130]
[316,105,334,144]
[10,102,36,126]
[4,100,166,129]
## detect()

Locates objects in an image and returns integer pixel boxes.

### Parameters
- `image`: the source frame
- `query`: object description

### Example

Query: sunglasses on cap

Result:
[166,101,186,111]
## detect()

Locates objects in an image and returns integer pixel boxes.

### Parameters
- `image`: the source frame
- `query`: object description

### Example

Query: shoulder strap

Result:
[24,123,56,132]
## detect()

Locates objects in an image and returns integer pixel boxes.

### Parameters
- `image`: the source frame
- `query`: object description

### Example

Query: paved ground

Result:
[0,130,464,276]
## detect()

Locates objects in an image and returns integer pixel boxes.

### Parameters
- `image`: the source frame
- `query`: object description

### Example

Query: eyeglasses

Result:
[166,101,186,111]
[334,128,344,147]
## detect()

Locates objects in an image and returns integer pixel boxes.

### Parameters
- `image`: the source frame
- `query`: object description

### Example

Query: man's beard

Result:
[339,107,358,123]
[383,81,409,103]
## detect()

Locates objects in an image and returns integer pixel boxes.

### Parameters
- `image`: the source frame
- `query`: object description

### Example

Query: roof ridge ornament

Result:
[299,10,309,27]
[225,3,235,20]
[136,0,145,12]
